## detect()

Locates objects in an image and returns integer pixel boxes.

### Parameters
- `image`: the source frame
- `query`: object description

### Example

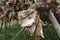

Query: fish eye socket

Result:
[9,3,13,6]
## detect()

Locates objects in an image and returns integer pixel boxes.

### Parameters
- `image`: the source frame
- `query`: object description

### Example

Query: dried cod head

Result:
[18,9,44,39]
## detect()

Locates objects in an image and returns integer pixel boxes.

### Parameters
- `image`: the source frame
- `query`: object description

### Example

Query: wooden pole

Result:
[1,21,3,30]
[4,21,7,40]
[49,10,60,38]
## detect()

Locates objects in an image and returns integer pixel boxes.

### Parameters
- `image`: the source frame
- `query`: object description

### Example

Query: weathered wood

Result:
[4,22,7,40]
[1,21,3,29]
[49,10,60,38]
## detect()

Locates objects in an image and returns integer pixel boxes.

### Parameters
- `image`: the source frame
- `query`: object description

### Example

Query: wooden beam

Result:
[49,10,60,38]
[4,22,7,40]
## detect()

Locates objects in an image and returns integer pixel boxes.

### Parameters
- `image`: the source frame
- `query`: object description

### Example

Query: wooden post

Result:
[1,21,3,30]
[4,21,7,40]
[49,10,60,38]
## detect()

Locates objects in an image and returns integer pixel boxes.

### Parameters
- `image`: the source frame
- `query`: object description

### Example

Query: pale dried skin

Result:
[9,12,16,21]
[35,17,44,38]
[46,0,52,3]
[21,18,35,27]
[56,5,60,14]
[56,0,60,4]
[8,0,16,4]
[24,0,31,3]
[25,24,36,36]
[55,5,60,23]
[29,2,46,9]
[18,9,35,20]
[0,13,6,20]
[18,9,37,27]
[34,0,44,3]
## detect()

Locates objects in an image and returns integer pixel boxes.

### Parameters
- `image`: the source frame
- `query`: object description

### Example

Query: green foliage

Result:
[0,23,60,40]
